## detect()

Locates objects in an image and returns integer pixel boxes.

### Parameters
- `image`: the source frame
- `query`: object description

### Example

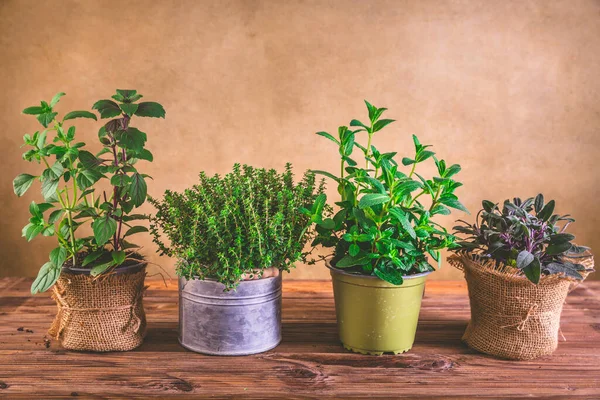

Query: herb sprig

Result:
[453,195,592,283]
[310,101,467,285]
[14,90,165,293]
[149,164,326,290]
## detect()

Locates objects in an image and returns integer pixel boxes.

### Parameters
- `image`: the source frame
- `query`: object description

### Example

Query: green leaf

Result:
[537,200,555,221]
[389,207,416,239]
[78,150,103,169]
[92,100,122,119]
[124,226,148,237]
[111,250,126,266]
[444,164,461,178]
[549,233,575,244]
[120,103,139,117]
[128,173,147,207]
[534,194,544,213]
[43,162,64,180]
[402,157,415,166]
[349,244,360,257]
[523,258,541,284]
[76,169,104,190]
[316,131,340,144]
[116,89,137,99]
[48,209,64,224]
[430,204,451,216]
[90,260,115,277]
[364,100,377,121]
[335,254,371,268]
[111,174,132,187]
[29,201,40,217]
[482,200,496,212]
[37,112,57,128]
[546,241,572,255]
[396,180,423,194]
[516,250,534,269]
[134,149,154,162]
[49,92,65,107]
[37,130,47,148]
[374,267,403,285]
[372,119,395,132]
[23,106,44,115]
[82,250,103,266]
[118,127,147,151]
[49,247,67,268]
[92,216,117,246]
[134,102,166,118]
[310,170,339,182]
[439,196,469,214]
[24,223,44,242]
[349,119,369,130]
[358,193,390,209]
[416,150,435,163]
[31,261,61,294]
[63,110,98,121]
[41,177,59,201]
[13,174,36,197]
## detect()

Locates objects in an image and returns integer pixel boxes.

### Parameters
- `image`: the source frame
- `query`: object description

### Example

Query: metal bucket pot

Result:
[179,275,282,355]
[329,266,430,355]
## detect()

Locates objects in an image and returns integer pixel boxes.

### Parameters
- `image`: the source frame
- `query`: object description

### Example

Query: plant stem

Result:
[365,125,374,169]
[408,162,417,178]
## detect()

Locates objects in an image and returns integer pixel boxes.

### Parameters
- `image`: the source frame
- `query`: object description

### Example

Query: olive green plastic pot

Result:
[329,265,430,355]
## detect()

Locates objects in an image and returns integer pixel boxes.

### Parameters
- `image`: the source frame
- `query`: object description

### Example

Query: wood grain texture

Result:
[0,279,599,399]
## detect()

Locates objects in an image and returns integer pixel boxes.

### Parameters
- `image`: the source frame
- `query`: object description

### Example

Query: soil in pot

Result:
[179,274,282,356]
[329,266,430,355]
[48,252,148,352]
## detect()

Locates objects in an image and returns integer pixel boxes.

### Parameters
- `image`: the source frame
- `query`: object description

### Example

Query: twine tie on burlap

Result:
[448,252,593,360]
[497,303,552,331]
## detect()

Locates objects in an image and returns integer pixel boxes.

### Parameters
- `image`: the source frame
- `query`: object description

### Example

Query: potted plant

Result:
[310,101,468,355]
[149,164,325,355]
[450,195,594,360]
[13,90,165,352]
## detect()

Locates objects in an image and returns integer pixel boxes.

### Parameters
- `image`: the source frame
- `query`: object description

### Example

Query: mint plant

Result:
[310,101,467,285]
[14,90,165,294]
[149,164,326,290]
[453,195,593,283]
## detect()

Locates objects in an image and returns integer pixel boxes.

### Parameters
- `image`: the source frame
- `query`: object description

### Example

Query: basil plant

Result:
[13,90,165,294]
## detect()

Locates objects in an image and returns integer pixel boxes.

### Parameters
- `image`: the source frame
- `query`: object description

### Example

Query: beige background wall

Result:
[1,0,598,281]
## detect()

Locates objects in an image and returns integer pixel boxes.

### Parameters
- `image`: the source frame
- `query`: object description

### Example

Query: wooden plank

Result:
[0,280,598,398]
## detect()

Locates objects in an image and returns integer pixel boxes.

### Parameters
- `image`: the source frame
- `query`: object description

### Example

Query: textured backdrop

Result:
[1,0,599,281]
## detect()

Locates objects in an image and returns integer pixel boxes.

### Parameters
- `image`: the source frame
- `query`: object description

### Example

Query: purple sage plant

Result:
[453,194,593,284]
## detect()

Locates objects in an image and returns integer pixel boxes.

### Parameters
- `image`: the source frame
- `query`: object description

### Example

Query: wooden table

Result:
[0,278,599,399]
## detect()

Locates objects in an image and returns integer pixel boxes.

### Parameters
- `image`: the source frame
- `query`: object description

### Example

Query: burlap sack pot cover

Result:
[48,263,147,352]
[449,253,593,360]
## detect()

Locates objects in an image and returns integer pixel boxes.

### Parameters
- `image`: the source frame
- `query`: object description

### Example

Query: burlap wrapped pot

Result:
[449,252,593,360]
[48,263,147,352]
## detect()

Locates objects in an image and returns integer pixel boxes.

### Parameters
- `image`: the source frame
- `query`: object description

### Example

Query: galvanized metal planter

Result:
[179,275,282,355]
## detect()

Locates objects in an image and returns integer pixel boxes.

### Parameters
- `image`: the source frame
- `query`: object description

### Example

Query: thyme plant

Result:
[14,90,165,294]
[149,164,326,289]
[453,195,593,283]
[310,101,468,285]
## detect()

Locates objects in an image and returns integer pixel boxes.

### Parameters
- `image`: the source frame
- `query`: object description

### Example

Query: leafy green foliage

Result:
[15,90,165,293]
[310,101,467,285]
[454,194,594,283]
[149,164,326,290]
